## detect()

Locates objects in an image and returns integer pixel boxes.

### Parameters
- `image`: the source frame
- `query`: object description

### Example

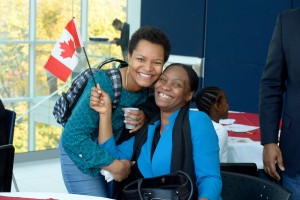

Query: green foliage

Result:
[0,0,127,153]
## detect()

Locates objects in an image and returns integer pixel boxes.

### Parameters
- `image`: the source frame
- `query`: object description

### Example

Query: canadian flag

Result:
[44,18,84,82]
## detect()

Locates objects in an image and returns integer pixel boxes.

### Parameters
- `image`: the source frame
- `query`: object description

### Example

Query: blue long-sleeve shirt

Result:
[101,109,222,199]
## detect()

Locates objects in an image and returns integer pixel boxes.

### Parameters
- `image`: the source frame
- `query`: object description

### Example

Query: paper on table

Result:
[228,137,253,143]
[219,118,236,125]
[224,124,259,132]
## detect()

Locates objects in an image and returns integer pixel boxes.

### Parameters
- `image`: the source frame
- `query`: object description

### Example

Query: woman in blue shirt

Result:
[91,63,222,199]
[59,26,171,197]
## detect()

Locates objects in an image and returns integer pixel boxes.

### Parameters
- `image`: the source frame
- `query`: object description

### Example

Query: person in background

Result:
[0,99,7,145]
[112,18,130,61]
[195,86,229,162]
[259,8,300,200]
[91,63,222,200]
[59,26,171,198]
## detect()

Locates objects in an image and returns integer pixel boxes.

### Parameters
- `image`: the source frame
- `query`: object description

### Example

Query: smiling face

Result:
[126,40,165,91]
[154,65,193,113]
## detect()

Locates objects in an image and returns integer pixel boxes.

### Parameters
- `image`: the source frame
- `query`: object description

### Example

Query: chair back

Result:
[0,144,15,192]
[4,109,16,144]
[221,171,291,200]
[220,162,258,176]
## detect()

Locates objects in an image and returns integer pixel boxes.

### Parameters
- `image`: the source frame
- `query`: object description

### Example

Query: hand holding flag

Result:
[44,18,83,82]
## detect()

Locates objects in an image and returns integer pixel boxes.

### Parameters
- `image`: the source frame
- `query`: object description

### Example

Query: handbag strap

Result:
[137,170,194,200]
[178,170,193,200]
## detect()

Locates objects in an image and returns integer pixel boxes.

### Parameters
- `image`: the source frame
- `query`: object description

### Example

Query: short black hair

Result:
[128,26,171,63]
[112,18,122,26]
[195,86,223,115]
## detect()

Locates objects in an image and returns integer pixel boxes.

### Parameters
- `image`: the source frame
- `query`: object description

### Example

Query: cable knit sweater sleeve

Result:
[61,70,115,176]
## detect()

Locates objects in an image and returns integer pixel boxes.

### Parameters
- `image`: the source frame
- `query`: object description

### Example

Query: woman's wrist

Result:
[103,159,118,172]
[99,110,112,122]
[98,110,113,144]
[99,109,112,117]
[103,159,132,182]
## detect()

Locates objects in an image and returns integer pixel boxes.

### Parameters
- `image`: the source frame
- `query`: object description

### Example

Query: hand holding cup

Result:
[123,107,139,130]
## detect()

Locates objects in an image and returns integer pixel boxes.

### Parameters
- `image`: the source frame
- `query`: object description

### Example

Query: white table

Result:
[0,192,112,200]
[227,137,264,169]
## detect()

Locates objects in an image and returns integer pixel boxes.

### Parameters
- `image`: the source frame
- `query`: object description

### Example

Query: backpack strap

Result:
[97,57,127,69]
[105,69,122,111]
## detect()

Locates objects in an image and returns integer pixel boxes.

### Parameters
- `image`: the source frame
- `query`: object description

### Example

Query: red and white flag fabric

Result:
[44,18,83,82]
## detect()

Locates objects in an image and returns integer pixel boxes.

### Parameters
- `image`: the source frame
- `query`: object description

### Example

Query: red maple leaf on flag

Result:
[59,39,76,59]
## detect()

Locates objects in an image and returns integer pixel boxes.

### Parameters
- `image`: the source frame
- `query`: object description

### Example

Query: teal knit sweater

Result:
[61,70,148,176]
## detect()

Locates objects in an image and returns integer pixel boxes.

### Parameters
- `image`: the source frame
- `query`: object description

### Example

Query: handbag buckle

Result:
[143,192,152,200]
[144,192,170,200]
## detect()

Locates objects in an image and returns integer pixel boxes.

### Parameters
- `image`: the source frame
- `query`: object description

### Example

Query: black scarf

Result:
[113,104,198,199]
[134,103,197,196]
[171,104,197,199]
[171,104,196,185]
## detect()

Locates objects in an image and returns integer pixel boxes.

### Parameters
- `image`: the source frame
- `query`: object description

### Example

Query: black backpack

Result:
[53,57,127,127]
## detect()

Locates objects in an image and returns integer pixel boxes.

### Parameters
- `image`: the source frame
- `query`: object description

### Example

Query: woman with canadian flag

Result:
[45,18,172,197]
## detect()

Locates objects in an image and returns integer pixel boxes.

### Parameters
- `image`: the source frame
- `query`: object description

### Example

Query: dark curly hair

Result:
[128,26,171,63]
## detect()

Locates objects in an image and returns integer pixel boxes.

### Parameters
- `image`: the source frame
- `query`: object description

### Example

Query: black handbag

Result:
[123,170,194,200]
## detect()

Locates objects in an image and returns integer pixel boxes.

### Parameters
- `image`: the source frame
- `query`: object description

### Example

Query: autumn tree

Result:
[0,0,127,153]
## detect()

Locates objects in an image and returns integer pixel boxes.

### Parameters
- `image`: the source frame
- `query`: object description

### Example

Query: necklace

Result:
[125,67,129,90]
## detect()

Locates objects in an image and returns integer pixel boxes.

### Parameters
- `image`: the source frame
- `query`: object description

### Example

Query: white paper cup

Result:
[124,107,139,129]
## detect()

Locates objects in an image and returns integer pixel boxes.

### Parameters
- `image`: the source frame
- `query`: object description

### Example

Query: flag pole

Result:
[82,47,97,87]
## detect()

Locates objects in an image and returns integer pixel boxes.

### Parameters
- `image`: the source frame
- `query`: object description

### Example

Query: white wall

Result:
[127,0,141,37]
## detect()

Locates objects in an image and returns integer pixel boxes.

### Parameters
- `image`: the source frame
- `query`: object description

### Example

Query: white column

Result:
[127,0,141,37]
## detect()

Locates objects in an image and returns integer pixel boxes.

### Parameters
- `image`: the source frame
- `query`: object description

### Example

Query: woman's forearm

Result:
[103,159,133,182]
[98,112,113,144]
